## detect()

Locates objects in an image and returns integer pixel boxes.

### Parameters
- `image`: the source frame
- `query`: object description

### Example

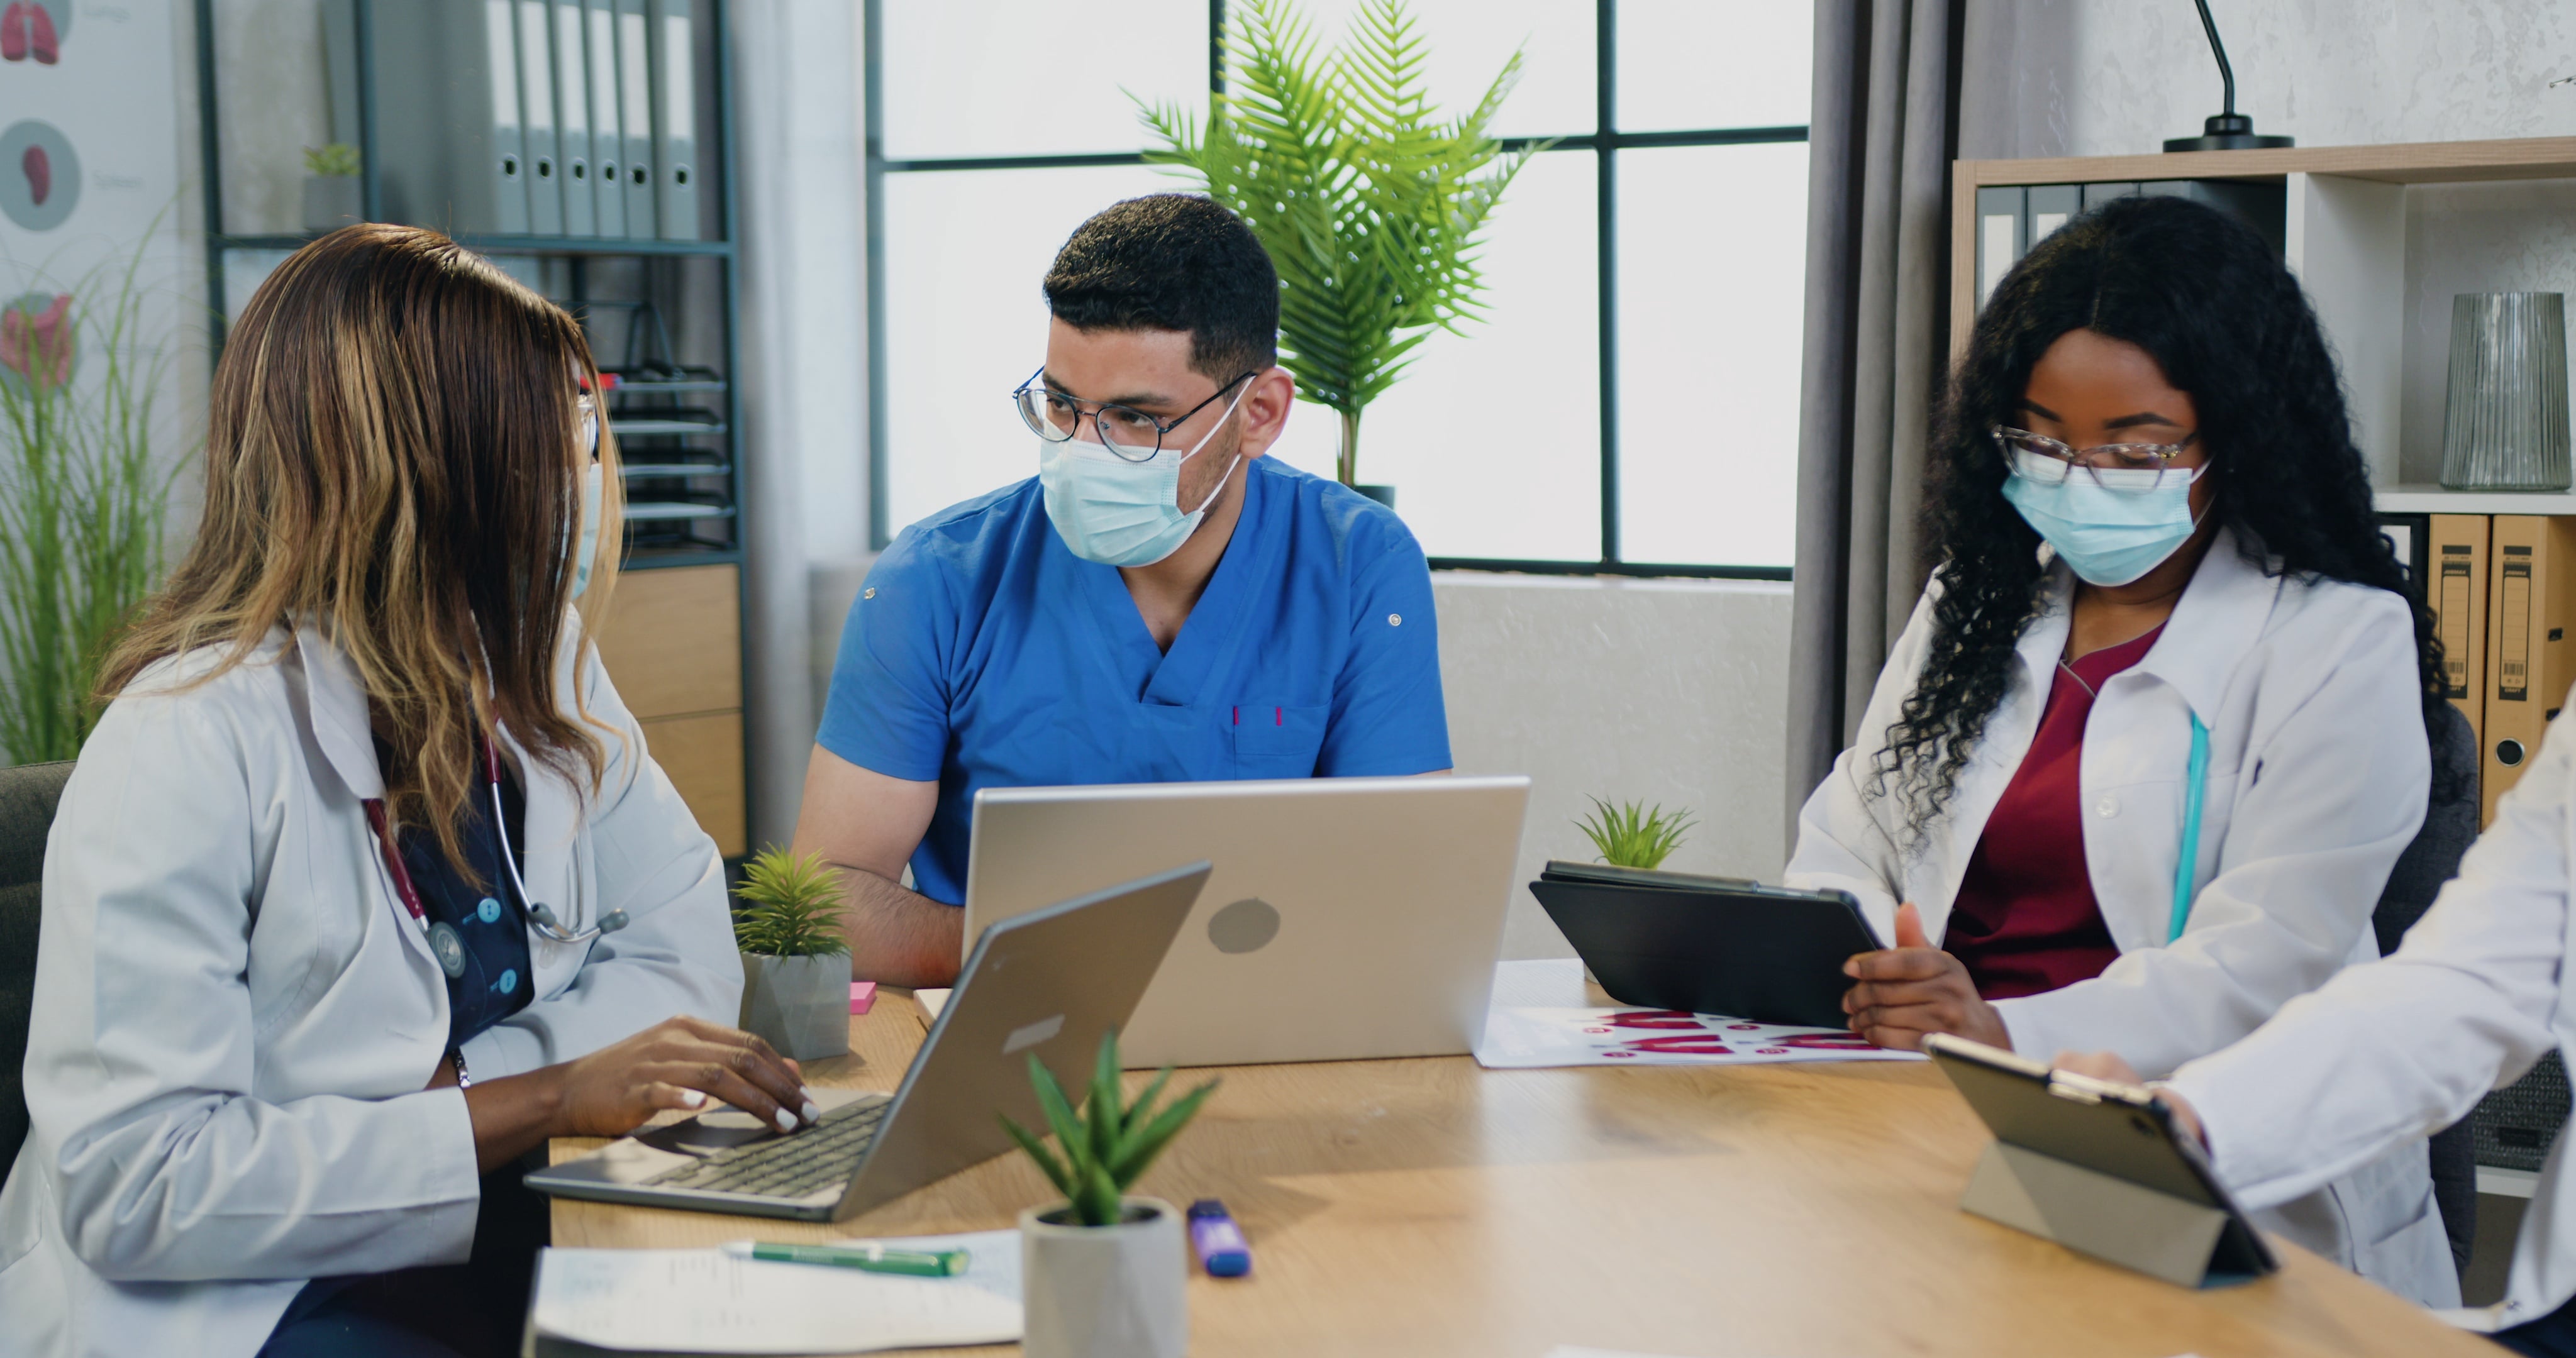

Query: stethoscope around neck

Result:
[362,738,630,974]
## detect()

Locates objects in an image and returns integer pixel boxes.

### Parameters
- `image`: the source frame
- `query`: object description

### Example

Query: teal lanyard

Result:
[2168,714,2209,944]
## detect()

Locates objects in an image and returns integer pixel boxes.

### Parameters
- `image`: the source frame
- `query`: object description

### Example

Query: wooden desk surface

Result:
[552,988,2496,1358]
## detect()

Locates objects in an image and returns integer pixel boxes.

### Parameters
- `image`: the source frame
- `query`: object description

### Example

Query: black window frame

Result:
[863,0,1807,581]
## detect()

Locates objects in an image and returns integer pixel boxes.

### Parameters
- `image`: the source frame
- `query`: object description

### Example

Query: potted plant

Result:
[0,241,174,767]
[1576,796,1697,870]
[1001,1032,1220,1358]
[1140,0,1541,509]
[301,143,362,232]
[731,846,850,1060]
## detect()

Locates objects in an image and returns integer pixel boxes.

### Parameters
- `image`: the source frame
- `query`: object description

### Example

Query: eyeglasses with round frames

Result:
[1013,367,1257,463]
[1992,424,2201,491]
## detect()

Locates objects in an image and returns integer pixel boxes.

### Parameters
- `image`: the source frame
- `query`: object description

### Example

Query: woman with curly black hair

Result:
[1783,194,2454,1305]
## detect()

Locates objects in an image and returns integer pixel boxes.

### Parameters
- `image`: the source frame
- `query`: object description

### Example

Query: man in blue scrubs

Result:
[792,194,1452,985]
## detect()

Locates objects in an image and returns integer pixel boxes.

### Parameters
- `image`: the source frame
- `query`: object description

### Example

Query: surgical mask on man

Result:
[1999,447,2204,587]
[1039,381,1250,568]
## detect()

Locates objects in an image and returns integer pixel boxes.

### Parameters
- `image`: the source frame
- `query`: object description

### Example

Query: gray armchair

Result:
[1,760,72,1175]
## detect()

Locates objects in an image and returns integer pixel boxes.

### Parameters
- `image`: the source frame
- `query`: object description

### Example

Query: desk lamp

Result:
[2163,0,2293,152]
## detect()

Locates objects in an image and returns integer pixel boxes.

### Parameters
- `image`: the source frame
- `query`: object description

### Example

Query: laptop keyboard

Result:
[642,1098,891,1201]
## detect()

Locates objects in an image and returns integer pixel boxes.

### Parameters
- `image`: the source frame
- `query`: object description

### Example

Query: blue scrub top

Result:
[818,456,1452,905]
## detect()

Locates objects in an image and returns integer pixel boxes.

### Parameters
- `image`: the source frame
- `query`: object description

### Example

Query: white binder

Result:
[551,0,597,236]
[372,0,530,235]
[648,0,700,241]
[584,0,627,238]
[617,0,658,238]
[516,0,564,235]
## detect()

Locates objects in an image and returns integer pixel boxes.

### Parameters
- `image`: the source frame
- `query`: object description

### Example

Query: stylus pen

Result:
[719,1239,970,1277]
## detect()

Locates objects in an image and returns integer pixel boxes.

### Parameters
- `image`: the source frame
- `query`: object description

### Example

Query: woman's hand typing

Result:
[455,1016,816,1173]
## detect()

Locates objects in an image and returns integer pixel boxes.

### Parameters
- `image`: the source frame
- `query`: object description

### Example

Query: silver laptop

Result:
[963,775,1531,1069]
[524,862,1209,1222]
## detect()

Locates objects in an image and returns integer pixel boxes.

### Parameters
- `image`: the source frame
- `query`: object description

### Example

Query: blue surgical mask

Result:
[1038,382,1248,568]
[2000,448,2205,587]
[570,461,604,598]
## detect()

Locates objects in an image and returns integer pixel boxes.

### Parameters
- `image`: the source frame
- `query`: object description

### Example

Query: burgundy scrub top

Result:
[1943,623,2168,999]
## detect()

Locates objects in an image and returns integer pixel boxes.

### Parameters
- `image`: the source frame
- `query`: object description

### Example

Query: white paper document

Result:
[531,1230,1021,1354]
[1476,960,1924,1070]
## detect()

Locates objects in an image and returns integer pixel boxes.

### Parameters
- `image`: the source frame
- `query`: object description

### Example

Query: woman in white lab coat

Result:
[0,225,818,1358]
[1783,194,2457,1304]
[2067,707,2576,1352]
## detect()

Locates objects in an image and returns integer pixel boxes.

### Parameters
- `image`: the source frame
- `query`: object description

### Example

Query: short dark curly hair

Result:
[1875,192,2447,839]
[1042,194,1279,381]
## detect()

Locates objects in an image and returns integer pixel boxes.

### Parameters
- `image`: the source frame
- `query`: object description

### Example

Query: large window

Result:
[867,1,1811,577]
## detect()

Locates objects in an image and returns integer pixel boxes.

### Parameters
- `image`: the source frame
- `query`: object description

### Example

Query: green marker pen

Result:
[719,1239,970,1277]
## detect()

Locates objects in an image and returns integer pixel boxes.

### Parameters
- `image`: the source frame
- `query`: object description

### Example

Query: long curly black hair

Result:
[1872,193,2446,840]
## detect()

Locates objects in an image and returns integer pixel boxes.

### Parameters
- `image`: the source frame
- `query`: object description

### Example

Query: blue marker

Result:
[1187,1199,1251,1278]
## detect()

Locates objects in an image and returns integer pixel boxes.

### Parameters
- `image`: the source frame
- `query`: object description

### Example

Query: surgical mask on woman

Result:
[1038,380,1251,568]
[568,394,604,597]
[1999,444,2205,587]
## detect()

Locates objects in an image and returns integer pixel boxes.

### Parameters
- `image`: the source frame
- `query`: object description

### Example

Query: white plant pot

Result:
[1018,1196,1187,1358]
[736,952,848,1059]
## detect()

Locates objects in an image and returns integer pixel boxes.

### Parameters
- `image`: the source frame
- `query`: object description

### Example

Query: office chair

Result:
[0,760,71,1176]
[2372,703,2481,1279]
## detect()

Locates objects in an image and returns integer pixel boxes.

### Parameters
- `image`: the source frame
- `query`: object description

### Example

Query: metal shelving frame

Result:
[862,0,1808,582]
[191,0,754,853]
[192,0,747,575]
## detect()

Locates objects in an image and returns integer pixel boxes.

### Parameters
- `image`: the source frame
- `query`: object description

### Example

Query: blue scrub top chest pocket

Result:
[1233,703,1329,777]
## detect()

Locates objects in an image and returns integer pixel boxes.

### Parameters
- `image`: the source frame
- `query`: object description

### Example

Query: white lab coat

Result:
[1785,529,2456,1306]
[0,621,741,1358]
[2168,691,2576,1331]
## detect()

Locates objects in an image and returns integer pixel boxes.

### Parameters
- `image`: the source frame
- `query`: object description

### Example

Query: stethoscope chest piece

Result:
[428,922,468,978]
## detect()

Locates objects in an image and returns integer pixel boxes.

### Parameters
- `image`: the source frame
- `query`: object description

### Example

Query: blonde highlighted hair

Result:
[103,224,625,875]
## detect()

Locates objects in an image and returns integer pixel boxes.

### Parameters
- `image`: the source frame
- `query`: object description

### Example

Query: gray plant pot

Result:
[1019,1196,1187,1358]
[736,952,849,1059]
[301,175,362,232]
[1353,483,1396,510]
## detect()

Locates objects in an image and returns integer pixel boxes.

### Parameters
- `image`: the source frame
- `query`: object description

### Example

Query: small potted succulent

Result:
[731,846,850,1060]
[1576,795,1696,870]
[1575,798,1696,990]
[301,143,362,232]
[1001,1032,1219,1358]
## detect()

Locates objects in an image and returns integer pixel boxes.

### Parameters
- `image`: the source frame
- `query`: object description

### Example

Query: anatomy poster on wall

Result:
[0,0,186,426]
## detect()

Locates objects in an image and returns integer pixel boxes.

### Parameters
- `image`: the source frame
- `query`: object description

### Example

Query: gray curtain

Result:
[1783,0,1965,843]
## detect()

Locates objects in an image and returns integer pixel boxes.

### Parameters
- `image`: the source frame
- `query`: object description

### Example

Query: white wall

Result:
[1963,0,2576,162]
[731,0,871,849]
[1433,574,1794,959]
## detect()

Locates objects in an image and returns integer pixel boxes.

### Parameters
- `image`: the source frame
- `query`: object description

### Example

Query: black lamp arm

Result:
[2192,0,2237,118]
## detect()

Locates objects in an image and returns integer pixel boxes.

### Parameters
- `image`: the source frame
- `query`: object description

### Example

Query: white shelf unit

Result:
[2374,485,2576,516]
[1951,138,2576,504]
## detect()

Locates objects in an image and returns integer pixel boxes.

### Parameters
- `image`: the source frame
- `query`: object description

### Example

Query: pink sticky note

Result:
[850,981,877,1015]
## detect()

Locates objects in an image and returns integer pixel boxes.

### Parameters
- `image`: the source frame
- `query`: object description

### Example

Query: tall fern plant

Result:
[0,238,173,766]
[1139,0,1541,487]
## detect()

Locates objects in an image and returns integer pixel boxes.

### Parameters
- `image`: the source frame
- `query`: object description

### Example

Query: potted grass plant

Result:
[1139,0,1541,507]
[731,846,850,1059]
[0,237,175,768]
[1577,797,1697,870]
[1001,1032,1219,1358]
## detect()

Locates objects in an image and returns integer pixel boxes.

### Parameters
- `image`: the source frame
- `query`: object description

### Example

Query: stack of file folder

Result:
[369,0,701,242]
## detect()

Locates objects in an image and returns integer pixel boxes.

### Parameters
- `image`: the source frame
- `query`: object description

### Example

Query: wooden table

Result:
[552,985,2498,1358]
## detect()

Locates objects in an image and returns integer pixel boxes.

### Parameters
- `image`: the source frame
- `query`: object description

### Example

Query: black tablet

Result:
[1924,1035,2278,1279]
[1528,861,1879,1028]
